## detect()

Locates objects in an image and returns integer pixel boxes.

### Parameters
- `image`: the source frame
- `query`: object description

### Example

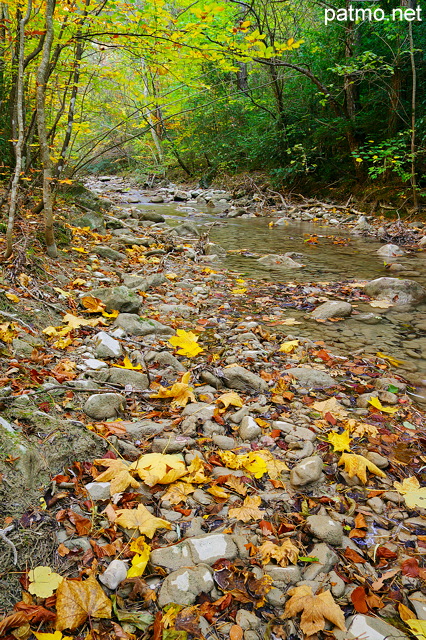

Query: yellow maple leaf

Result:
[394,477,426,509]
[93,458,139,495]
[72,278,86,286]
[161,481,195,504]
[102,309,120,318]
[112,356,143,370]
[327,430,352,452]
[127,539,150,578]
[312,397,348,420]
[28,566,63,598]
[216,391,243,409]
[5,292,19,303]
[345,419,378,438]
[232,288,247,295]
[279,340,299,353]
[131,453,187,487]
[34,632,72,640]
[115,503,171,537]
[260,539,299,566]
[225,476,247,496]
[63,313,103,329]
[0,322,18,342]
[243,453,268,479]
[168,329,203,357]
[406,620,426,640]
[368,396,399,414]
[376,352,405,367]
[229,495,264,522]
[338,452,387,484]
[81,296,106,313]
[53,336,73,349]
[283,585,346,636]
[182,456,210,484]
[72,246,88,253]
[255,450,289,479]
[207,485,229,499]
[151,371,195,408]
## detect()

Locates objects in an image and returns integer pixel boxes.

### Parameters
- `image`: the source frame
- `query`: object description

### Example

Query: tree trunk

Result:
[407,11,418,209]
[4,0,32,259]
[36,0,58,257]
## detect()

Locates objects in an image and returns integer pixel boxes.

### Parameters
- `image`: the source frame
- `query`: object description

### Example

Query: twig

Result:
[0,310,36,333]
[0,525,18,565]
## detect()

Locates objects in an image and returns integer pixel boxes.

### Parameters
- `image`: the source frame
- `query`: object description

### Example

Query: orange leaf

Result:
[56,574,111,631]
[230,624,244,640]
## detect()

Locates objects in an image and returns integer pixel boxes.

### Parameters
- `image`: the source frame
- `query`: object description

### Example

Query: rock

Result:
[290,456,323,487]
[87,286,142,313]
[236,610,261,630]
[409,592,426,620]
[354,313,381,324]
[72,211,105,232]
[85,482,111,501]
[124,420,167,438]
[145,350,186,372]
[263,566,301,585]
[137,210,165,222]
[114,313,174,336]
[158,566,214,607]
[364,278,426,306]
[150,194,164,203]
[223,365,268,392]
[303,543,338,580]
[285,367,337,389]
[193,489,212,505]
[376,244,405,257]
[122,273,167,291]
[274,421,316,442]
[174,190,189,201]
[84,393,125,419]
[157,303,193,318]
[152,437,194,453]
[171,222,199,237]
[212,434,237,450]
[81,358,108,370]
[182,402,215,421]
[239,416,262,441]
[306,515,344,546]
[310,301,352,320]
[150,533,238,570]
[258,254,302,269]
[365,451,389,469]
[99,559,128,590]
[337,614,409,640]
[329,570,346,597]
[266,587,286,607]
[107,368,149,389]
[93,332,122,358]
[93,245,127,261]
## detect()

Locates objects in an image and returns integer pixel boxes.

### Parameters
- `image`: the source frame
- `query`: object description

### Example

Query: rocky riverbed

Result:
[0,176,426,640]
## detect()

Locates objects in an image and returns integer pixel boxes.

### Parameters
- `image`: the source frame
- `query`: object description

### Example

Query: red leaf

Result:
[67,510,92,535]
[344,547,366,563]
[325,412,337,425]
[376,546,398,561]
[401,558,419,577]
[351,586,369,614]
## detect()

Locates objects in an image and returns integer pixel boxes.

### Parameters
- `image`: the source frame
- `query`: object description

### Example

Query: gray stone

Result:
[266,587,286,607]
[93,332,122,358]
[181,402,215,421]
[239,416,262,441]
[193,489,212,505]
[236,610,261,630]
[337,614,409,640]
[73,211,105,232]
[212,434,237,450]
[290,456,323,487]
[223,365,268,392]
[158,565,214,607]
[354,313,382,324]
[145,350,186,372]
[137,210,165,222]
[285,367,337,388]
[303,543,338,580]
[107,367,149,389]
[85,482,111,501]
[174,190,189,201]
[263,565,301,585]
[123,420,168,438]
[329,570,346,597]
[258,254,302,269]
[306,515,344,546]
[87,286,142,313]
[84,393,126,420]
[152,437,194,453]
[365,451,389,469]
[409,592,426,620]
[273,421,316,442]
[150,533,238,570]
[114,313,174,336]
[99,559,128,590]
[93,245,126,261]
[364,277,426,306]
[310,301,352,320]
[150,195,164,203]
[171,222,199,236]
[376,244,405,257]
[158,303,193,318]
[122,273,167,291]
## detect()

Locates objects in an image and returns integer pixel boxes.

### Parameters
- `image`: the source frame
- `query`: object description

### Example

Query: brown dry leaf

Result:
[115,503,171,537]
[259,539,299,566]
[399,603,416,622]
[225,476,248,496]
[228,495,264,522]
[93,458,139,495]
[161,482,195,505]
[230,625,244,640]
[216,392,243,410]
[312,397,348,420]
[56,574,112,631]
[81,296,106,313]
[130,453,187,487]
[283,585,346,636]
[338,452,387,484]
[345,419,379,438]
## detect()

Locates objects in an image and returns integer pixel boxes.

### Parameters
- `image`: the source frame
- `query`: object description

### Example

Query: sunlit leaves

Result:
[151,371,195,408]
[130,453,187,486]
[394,477,426,509]
[28,566,63,598]
[168,329,203,357]
[327,430,352,452]
[259,539,299,566]
[115,503,171,537]
[56,575,112,631]
[338,453,387,484]
[283,585,346,636]
[228,495,264,522]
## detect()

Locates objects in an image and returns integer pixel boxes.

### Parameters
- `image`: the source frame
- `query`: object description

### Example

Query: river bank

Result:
[0,176,426,640]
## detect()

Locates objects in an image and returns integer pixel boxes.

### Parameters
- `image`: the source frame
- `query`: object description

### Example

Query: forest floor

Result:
[0,177,426,640]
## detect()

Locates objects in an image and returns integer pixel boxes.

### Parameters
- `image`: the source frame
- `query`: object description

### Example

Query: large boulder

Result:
[258,254,302,269]
[310,301,352,320]
[114,313,174,336]
[364,277,426,306]
[285,367,337,389]
[122,273,167,291]
[87,286,142,313]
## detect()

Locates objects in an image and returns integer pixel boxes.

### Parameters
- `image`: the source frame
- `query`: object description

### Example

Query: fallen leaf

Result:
[230,624,244,640]
[216,392,243,409]
[93,458,140,495]
[368,397,399,414]
[370,300,393,309]
[338,452,387,484]
[127,539,151,578]
[115,503,171,537]
[0,322,18,342]
[33,632,71,640]
[5,292,19,303]
[55,575,111,630]
[207,485,229,499]
[259,539,299,566]
[376,352,405,367]
[345,419,378,438]
[394,477,426,509]
[151,371,195,408]
[406,619,426,640]
[327,430,352,452]
[183,456,210,484]
[229,495,264,522]
[112,356,143,370]
[161,482,195,504]
[279,340,299,353]
[81,296,106,313]
[312,397,348,420]
[131,453,187,486]
[283,585,346,636]
[371,568,400,590]
[399,603,416,622]
[28,566,63,598]
[225,476,247,496]
[279,317,302,326]
[168,329,203,357]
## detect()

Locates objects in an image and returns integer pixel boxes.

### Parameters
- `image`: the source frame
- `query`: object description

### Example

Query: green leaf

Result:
[298,556,319,563]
